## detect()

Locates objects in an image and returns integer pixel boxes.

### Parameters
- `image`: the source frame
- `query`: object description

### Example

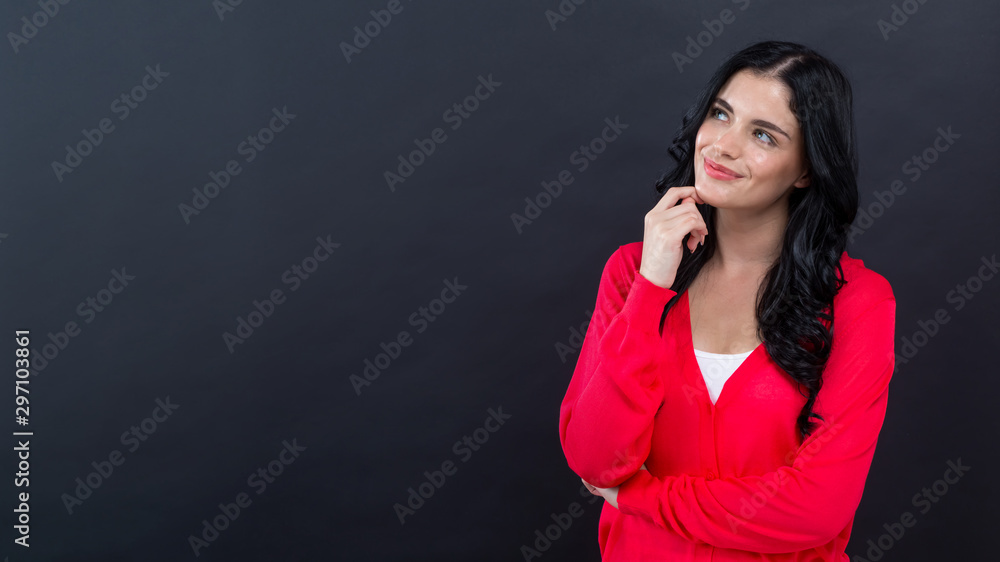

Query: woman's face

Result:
[693,69,810,212]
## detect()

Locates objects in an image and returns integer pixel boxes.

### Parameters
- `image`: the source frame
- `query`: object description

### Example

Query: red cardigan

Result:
[559,242,896,561]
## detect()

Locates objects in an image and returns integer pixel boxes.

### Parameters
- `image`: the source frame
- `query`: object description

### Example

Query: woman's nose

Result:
[709,128,740,160]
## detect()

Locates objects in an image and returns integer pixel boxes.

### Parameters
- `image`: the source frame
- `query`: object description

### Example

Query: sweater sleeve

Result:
[559,246,678,488]
[616,297,896,553]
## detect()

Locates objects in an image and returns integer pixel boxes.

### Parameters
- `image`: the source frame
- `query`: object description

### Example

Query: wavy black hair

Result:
[655,40,858,442]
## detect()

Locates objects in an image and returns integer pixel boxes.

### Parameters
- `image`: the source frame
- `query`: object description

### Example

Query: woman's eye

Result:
[755,130,774,145]
[712,107,727,120]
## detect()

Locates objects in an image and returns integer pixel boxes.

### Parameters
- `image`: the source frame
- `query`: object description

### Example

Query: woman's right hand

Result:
[582,464,648,497]
[638,186,708,289]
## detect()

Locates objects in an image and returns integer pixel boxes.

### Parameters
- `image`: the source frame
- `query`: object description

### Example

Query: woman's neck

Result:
[708,205,787,276]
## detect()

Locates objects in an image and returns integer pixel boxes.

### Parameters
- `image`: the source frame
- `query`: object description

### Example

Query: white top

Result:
[693,347,755,404]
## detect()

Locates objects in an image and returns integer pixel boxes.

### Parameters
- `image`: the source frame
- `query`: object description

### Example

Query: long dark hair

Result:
[655,40,858,442]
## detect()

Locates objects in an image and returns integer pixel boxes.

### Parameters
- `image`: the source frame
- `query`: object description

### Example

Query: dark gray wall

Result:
[1,0,996,560]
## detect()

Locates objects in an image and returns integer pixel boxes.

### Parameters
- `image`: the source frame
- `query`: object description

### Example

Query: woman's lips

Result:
[704,157,743,180]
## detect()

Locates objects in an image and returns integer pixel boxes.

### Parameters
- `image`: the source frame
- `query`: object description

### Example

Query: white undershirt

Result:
[693,347,754,404]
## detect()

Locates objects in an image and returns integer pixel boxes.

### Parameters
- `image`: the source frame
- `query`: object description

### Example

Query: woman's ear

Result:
[793,169,810,188]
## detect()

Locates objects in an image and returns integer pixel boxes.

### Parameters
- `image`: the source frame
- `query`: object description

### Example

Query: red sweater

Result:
[559,242,896,561]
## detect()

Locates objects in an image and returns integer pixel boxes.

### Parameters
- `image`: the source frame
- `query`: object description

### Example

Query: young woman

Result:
[559,41,896,560]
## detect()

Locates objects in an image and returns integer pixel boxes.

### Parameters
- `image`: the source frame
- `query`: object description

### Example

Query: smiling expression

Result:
[693,69,811,211]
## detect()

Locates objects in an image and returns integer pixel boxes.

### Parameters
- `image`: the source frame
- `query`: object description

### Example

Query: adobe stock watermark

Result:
[849,125,959,242]
[726,419,845,533]
[350,277,468,395]
[27,267,136,376]
[178,106,296,224]
[211,0,247,22]
[7,0,74,54]
[518,484,600,561]
[877,0,932,41]
[510,116,629,234]
[672,0,751,73]
[60,397,180,515]
[850,457,970,561]
[555,309,594,364]
[384,74,501,192]
[222,236,340,353]
[51,64,170,183]
[895,252,997,370]
[555,272,657,364]
[187,439,306,557]
[543,0,589,31]
[393,406,511,524]
[340,0,413,63]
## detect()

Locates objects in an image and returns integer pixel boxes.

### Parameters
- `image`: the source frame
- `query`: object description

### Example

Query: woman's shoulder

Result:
[606,243,894,318]
[601,241,646,283]
[614,241,645,269]
[834,250,896,324]
[592,241,642,273]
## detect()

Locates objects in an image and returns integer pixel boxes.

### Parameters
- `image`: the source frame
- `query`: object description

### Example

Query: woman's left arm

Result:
[614,297,896,553]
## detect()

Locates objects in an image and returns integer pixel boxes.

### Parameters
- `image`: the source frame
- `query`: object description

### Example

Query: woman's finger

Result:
[650,185,701,215]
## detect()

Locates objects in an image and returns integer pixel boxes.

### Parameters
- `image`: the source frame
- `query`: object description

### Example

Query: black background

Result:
[1,0,997,560]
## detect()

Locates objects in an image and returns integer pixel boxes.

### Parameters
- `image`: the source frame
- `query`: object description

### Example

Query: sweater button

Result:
[707,472,716,480]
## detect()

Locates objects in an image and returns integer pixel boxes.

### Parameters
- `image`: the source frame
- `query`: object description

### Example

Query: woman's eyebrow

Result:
[713,97,792,141]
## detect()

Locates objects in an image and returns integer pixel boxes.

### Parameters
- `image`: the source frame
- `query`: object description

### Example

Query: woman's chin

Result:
[693,180,723,207]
